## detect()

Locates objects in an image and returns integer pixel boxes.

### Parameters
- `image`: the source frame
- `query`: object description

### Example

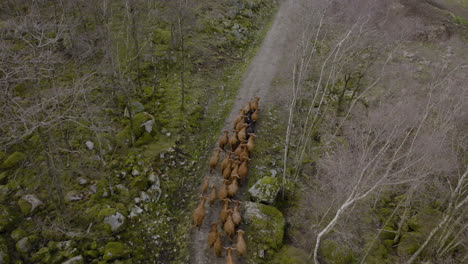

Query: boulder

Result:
[103,242,128,261]
[62,255,84,264]
[244,202,284,260]
[248,176,280,204]
[18,194,43,215]
[1,152,26,169]
[0,205,15,232]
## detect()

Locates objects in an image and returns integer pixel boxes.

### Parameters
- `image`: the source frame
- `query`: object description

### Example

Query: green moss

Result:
[96,180,110,198]
[362,240,388,264]
[318,240,356,264]
[381,226,396,240]
[103,242,128,261]
[31,247,51,263]
[97,208,117,221]
[135,132,154,146]
[249,176,281,204]
[130,176,149,192]
[454,15,468,26]
[0,172,7,184]
[245,202,285,261]
[115,126,132,147]
[1,152,26,169]
[11,229,27,241]
[0,205,15,232]
[272,245,308,264]
[397,232,422,256]
[132,112,153,138]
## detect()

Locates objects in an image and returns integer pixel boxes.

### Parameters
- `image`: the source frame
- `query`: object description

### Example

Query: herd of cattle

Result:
[193,96,260,264]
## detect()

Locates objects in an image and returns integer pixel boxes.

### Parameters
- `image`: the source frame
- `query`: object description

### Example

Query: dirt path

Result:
[190,1,302,263]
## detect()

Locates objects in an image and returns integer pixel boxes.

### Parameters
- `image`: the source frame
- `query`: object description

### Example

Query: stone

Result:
[88,184,97,194]
[244,202,285,260]
[57,240,72,250]
[139,192,150,203]
[131,168,140,177]
[128,101,145,115]
[18,194,43,215]
[103,242,128,261]
[62,255,84,264]
[0,205,15,232]
[16,237,32,254]
[270,169,277,178]
[103,212,125,233]
[141,119,154,133]
[65,191,83,202]
[85,141,94,150]
[1,152,26,169]
[76,177,88,185]
[129,205,144,218]
[248,176,280,204]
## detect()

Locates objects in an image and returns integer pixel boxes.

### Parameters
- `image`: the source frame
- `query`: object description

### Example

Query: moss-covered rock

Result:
[132,112,154,138]
[103,242,128,261]
[0,205,15,232]
[0,237,10,264]
[130,176,149,192]
[135,132,154,146]
[115,126,132,147]
[381,226,396,240]
[318,240,356,264]
[272,245,308,264]
[96,180,110,198]
[128,101,144,115]
[397,232,422,256]
[31,247,51,263]
[362,240,389,264]
[10,228,27,241]
[0,172,7,185]
[18,194,43,215]
[1,151,26,169]
[244,202,284,262]
[16,237,32,254]
[248,176,280,204]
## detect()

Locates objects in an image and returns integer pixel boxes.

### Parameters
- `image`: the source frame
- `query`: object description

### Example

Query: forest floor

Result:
[189,0,302,263]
